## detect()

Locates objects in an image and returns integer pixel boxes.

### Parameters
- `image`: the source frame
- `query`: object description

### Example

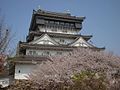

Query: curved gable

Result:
[29,34,59,45]
[70,37,94,47]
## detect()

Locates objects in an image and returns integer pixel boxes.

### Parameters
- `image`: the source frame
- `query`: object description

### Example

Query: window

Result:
[56,52,62,55]
[29,51,32,55]
[60,39,66,44]
[18,70,20,73]
[55,21,59,24]
[46,52,50,55]
[60,22,64,25]
[60,39,65,43]
[28,50,38,56]
[50,21,54,24]
[45,20,49,24]
[51,28,57,32]
[75,23,81,29]
[32,51,37,55]
[70,23,74,26]
[70,23,75,29]
[65,23,69,26]
[36,19,45,24]
[63,29,67,33]
[42,51,51,56]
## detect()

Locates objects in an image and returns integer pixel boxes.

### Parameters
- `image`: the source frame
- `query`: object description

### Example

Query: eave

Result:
[18,42,105,52]
[27,31,92,42]
[13,56,51,64]
[19,42,74,51]
[29,9,85,30]
[34,9,85,22]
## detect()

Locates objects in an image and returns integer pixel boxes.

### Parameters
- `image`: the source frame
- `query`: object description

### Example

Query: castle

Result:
[14,9,104,79]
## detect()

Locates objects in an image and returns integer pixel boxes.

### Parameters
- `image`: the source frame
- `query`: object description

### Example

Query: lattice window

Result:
[60,39,65,43]
[42,51,51,56]
[28,50,38,56]
[56,52,62,55]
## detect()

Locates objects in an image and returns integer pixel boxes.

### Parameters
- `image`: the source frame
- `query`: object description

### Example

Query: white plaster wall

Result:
[70,37,92,47]
[73,43,88,47]
[15,64,36,79]
[32,34,58,45]
[33,36,75,45]
[39,27,79,34]
[26,49,67,56]
[37,41,54,45]
[52,37,75,45]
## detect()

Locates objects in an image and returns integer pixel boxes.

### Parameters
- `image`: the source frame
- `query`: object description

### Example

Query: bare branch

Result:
[0,14,13,55]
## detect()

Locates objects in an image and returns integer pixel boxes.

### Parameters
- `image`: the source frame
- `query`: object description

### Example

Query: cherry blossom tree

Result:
[28,48,120,90]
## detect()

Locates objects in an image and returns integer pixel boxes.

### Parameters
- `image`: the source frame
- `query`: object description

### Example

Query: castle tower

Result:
[14,9,104,79]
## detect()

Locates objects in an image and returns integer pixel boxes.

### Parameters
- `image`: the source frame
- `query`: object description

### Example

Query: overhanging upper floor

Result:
[16,41,105,56]
[26,31,92,42]
[29,9,85,31]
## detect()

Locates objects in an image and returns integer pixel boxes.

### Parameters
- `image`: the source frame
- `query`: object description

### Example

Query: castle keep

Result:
[15,9,104,79]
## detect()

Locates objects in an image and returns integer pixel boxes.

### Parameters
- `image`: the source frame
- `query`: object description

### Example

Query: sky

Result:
[0,0,120,55]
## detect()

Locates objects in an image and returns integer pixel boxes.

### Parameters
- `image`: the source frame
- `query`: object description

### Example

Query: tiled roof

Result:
[19,42,74,51]
[13,56,51,64]
[33,9,85,21]
[27,31,92,42]
[19,42,105,51]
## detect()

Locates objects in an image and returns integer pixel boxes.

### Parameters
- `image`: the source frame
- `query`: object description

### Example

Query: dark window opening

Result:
[18,70,20,73]
[60,39,65,43]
